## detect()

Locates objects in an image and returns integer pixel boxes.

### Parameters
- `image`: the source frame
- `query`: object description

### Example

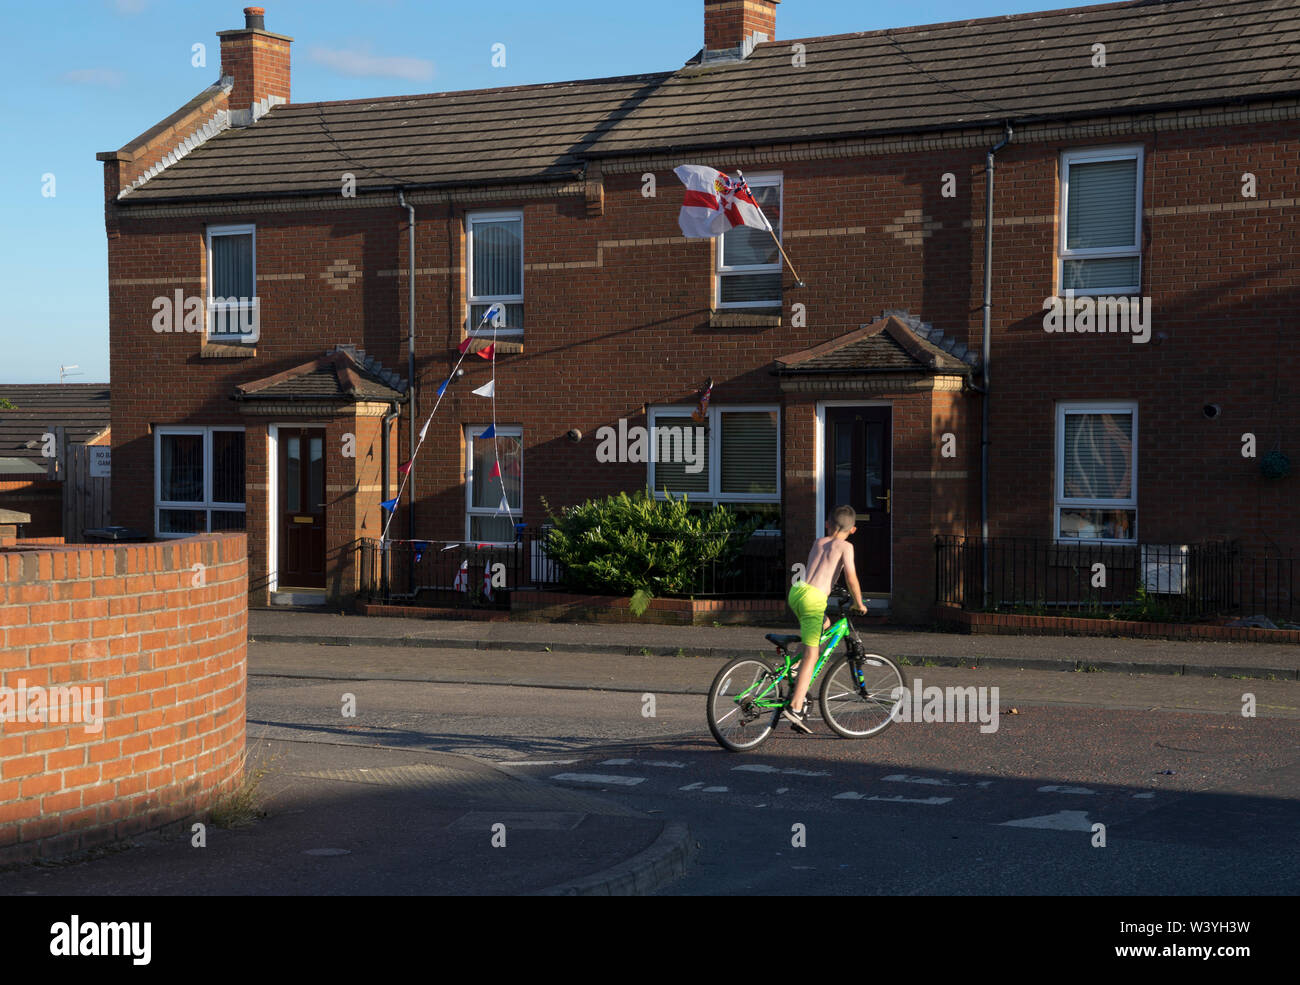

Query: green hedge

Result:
[542,490,759,601]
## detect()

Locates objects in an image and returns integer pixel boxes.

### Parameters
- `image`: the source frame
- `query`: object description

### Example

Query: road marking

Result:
[833,792,952,805]
[679,782,703,790]
[776,787,789,794]
[702,786,728,793]
[600,758,634,766]
[1001,810,1094,830]
[602,758,686,769]
[504,759,581,766]
[882,774,959,787]
[1036,784,1097,795]
[733,765,830,777]
[1132,792,1156,799]
[550,773,645,786]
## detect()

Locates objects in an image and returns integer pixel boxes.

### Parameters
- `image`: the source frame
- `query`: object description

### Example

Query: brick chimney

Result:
[704,0,778,58]
[217,6,292,114]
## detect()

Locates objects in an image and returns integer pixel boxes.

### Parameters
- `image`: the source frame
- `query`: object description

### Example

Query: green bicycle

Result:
[706,589,906,752]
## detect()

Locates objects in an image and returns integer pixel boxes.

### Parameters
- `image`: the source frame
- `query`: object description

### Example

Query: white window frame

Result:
[1054,401,1138,544]
[205,223,258,343]
[716,173,782,309]
[154,426,247,537]
[466,210,524,336]
[647,405,781,505]
[1058,146,1143,296]
[464,424,522,542]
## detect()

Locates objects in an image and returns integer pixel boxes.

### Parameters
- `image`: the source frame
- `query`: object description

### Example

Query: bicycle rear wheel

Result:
[707,657,785,752]
[819,653,905,738]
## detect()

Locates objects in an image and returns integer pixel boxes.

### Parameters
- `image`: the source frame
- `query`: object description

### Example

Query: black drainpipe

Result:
[981,123,1013,606]
[398,189,416,545]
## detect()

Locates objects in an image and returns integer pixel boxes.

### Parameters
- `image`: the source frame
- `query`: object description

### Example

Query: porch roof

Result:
[774,315,974,377]
[233,346,407,403]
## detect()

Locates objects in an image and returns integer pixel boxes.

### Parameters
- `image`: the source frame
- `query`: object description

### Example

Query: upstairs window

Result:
[206,224,258,343]
[467,211,523,335]
[717,174,782,308]
[1059,147,1142,296]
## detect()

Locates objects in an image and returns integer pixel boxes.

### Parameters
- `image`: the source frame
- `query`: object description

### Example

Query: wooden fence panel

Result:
[62,443,111,542]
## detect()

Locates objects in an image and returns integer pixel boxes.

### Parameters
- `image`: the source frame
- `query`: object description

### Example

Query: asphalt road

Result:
[247,655,1300,894]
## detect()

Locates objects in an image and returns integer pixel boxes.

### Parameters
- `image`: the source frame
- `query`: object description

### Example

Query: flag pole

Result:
[736,169,804,288]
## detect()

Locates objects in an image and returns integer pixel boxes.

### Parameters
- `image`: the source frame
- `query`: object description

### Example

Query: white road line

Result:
[733,764,831,777]
[882,774,959,787]
[1001,810,1094,830]
[679,782,703,790]
[550,773,645,786]
[601,758,685,769]
[701,786,728,793]
[832,792,952,805]
[647,760,686,768]
[1132,792,1156,799]
[1036,784,1097,795]
[600,758,634,766]
[505,759,581,766]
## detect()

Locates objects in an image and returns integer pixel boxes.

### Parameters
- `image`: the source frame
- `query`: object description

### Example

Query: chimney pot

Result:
[244,6,266,30]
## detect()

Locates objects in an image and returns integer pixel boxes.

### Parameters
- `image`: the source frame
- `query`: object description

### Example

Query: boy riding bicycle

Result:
[783,504,868,733]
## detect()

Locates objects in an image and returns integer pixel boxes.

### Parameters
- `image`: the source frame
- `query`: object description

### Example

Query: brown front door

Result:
[279,427,326,588]
[824,406,891,594]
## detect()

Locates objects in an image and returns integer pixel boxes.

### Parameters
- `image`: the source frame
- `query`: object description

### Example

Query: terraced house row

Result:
[99,1,1299,621]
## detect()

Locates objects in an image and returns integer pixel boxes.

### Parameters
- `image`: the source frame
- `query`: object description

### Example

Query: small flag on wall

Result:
[479,424,496,440]
[489,461,501,479]
[436,378,450,397]
[482,561,494,600]
[475,344,495,361]
[380,497,398,513]
[452,560,469,593]
[472,380,495,398]
[692,377,714,423]
[397,460,412,476]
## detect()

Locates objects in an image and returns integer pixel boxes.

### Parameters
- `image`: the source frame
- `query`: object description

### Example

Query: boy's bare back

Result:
[804,535,855,597]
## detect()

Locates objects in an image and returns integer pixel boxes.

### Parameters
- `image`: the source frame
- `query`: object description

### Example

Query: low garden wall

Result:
[0,533,247,864]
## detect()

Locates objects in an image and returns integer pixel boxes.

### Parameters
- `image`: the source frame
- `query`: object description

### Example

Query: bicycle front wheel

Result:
[707,657,785,752]
[819,653,905,738]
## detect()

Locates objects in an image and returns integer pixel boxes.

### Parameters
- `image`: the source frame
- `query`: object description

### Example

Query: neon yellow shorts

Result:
[787,582,828,647]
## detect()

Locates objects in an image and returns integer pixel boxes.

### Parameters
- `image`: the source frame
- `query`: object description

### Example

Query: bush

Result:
[542,490,759,607]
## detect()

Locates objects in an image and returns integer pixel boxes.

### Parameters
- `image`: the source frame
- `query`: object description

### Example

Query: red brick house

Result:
[99,1,1299,619]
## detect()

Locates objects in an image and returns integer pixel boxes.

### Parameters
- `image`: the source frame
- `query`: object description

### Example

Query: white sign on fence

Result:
[89,446,111,478]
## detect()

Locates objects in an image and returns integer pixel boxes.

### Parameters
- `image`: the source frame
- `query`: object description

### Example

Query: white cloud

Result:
[309,45,434,83]
[60,68,126,87]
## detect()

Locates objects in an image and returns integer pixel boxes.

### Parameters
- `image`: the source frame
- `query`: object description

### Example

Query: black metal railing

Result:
[358,529,561,608]
[358,527,787,605]
[935,536,1298,624]
[672,530,786,598]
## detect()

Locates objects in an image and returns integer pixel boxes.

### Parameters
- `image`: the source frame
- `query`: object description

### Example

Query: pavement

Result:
[250,608,1300,679]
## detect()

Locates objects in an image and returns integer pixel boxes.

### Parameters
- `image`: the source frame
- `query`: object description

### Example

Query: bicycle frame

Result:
[739,613,856,711]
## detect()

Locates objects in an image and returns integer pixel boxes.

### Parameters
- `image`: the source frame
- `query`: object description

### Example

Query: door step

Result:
[271,589,327,607]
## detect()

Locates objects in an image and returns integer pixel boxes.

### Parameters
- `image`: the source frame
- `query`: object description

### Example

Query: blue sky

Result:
[1,0,1117,384]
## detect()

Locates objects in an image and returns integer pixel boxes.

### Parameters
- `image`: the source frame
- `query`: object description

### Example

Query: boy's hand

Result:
[853,603,868,615]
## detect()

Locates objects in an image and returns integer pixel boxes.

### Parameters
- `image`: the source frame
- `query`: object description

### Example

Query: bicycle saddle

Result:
[765,633,802,648]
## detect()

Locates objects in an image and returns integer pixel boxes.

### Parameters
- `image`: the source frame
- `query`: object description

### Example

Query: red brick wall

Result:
[105,119,1300,615]
[0,533,247,863]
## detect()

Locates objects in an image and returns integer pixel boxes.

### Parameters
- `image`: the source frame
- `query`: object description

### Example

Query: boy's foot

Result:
[782,706,813,734]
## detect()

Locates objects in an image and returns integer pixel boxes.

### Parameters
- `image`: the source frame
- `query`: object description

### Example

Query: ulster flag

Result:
[673,165,771,238]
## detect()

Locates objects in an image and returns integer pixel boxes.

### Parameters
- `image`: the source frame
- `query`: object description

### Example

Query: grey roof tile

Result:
[118,0,1300,203]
